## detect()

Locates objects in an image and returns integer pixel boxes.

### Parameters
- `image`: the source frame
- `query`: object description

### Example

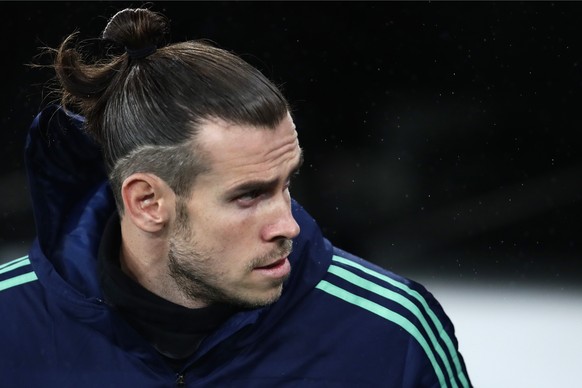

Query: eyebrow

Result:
[227,149,304,198]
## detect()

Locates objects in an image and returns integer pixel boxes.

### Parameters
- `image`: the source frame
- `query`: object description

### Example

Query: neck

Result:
[119,218,207,309]
[99,213,238,366]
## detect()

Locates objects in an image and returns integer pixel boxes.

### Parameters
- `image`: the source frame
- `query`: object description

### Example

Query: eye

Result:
[235,190,262,207]
[241,190,261,200]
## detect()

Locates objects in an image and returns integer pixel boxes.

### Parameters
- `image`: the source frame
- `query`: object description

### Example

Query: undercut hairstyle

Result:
[52,8,289,212]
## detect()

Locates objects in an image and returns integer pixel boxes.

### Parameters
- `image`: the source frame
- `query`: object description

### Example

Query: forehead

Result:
[195,114,300,181]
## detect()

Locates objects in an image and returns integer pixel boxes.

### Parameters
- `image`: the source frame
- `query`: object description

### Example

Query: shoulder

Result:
[318,248,445,321]
[0,255,45,352]
[0,256,39,297]
[311,248,471,388]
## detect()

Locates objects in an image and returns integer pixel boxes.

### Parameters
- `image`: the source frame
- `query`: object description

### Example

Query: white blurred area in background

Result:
[417,276,582,388]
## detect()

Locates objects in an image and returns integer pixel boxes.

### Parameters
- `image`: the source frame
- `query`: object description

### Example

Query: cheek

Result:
[226,218,266,258]
[200,211,258,246]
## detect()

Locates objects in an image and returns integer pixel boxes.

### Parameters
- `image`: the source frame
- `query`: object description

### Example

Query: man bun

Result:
[102,8,168,59]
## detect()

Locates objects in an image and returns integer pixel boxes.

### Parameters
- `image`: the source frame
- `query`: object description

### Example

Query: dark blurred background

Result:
[1,1,581,287]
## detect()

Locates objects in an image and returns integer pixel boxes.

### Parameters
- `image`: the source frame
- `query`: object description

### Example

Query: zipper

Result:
[176,373,185,386]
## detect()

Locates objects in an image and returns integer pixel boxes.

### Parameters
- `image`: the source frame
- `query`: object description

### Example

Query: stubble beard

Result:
[167,201,293,309]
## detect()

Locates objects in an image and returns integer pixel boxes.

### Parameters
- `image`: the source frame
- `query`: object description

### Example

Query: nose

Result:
[261,196,300,242]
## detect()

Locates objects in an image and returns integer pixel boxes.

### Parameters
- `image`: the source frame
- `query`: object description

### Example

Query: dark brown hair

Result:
[53,8,289,211]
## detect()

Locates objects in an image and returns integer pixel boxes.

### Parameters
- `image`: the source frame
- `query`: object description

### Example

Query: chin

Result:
[235,286,284,310]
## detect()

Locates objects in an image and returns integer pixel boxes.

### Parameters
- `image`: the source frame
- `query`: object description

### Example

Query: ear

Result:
[121,173,175,233]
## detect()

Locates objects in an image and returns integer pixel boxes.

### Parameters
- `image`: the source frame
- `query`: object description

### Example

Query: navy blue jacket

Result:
[0,106,471,387]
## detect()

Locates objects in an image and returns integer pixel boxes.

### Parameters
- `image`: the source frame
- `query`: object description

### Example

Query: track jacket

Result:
[0,105,471,387]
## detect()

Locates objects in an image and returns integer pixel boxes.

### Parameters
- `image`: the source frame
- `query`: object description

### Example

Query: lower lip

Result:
[254,258,291,279]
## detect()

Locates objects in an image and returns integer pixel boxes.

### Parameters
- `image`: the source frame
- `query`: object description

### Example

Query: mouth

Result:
[253,257,291,279]
[255,258,287,270]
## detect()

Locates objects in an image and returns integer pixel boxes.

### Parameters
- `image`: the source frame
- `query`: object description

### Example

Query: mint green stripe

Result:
[332,255,469,388]
[0,255,29,270]
[0,271,38,292]
[329,265,457,388]
[0,258,32,275]
[316,280,447,388]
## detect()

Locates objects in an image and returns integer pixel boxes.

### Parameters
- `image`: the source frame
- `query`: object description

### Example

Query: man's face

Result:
[167,113,302,309]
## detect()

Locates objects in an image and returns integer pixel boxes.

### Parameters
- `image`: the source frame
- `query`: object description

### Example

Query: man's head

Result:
[52,8,302,308]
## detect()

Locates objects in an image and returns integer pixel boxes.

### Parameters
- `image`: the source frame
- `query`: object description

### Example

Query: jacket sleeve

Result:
[402,278,473,388]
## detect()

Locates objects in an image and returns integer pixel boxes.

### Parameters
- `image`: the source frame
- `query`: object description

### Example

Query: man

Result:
[0,7,471,387]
